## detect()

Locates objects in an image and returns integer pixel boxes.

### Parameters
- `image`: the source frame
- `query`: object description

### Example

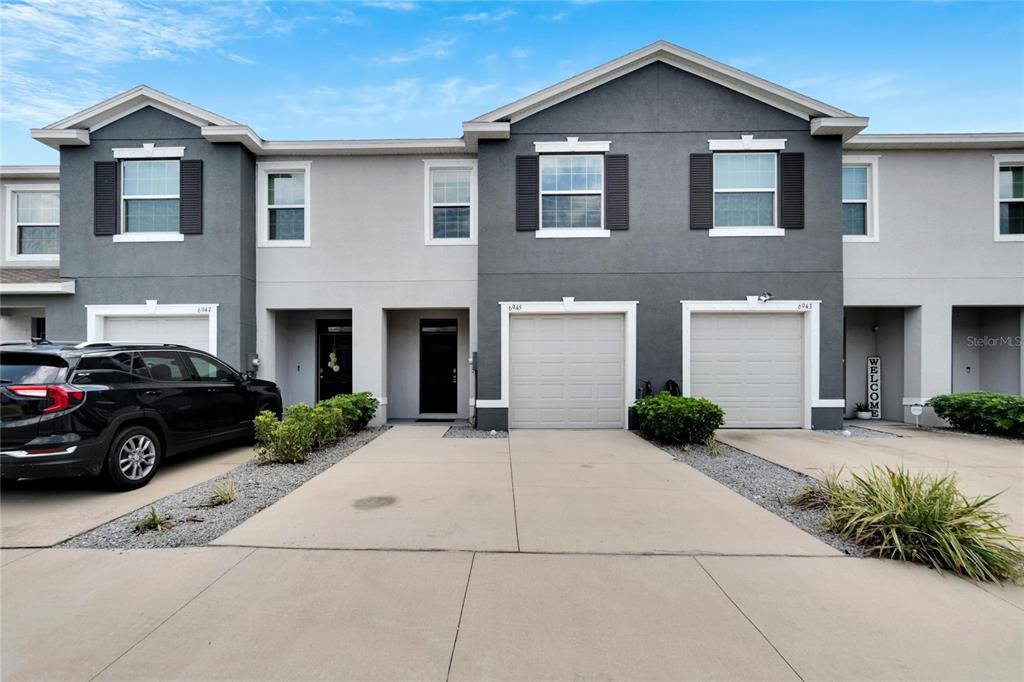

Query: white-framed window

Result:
[995,154,1024,242]
[257,161,311,247]
[842,155,880,242]
[121,160,180,234]
[423,159,477,245]
[6,187,60,260]
[711,153,778,235]
[540,154,604,233]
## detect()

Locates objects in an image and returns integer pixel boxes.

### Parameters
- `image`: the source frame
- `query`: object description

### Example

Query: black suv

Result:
[1,342,282,489]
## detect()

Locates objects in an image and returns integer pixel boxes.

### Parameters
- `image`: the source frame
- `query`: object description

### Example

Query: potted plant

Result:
[853,402,873,420]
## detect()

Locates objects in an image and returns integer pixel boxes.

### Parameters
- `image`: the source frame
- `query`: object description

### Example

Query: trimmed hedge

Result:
[927,392,1024,438]
[254,392,380,464]
[633,392,725,445]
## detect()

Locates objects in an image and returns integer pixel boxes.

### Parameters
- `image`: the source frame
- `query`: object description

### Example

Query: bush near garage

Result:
[927,392,1024,438]
[791,466,1024,583]
[633,392,725,445]
[253,393,380,464]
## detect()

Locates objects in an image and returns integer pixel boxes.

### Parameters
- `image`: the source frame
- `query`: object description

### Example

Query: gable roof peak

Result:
[40,84,238,132]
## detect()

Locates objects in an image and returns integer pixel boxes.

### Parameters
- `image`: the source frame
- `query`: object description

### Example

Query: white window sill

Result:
[843,234,879,243]
[257,240,311,248]
[425,237,477,246]
[708,227,784,237]
[112,232,184,243]
[535,228,610,239]
[7,254,59,262]
[994,233,1024,242]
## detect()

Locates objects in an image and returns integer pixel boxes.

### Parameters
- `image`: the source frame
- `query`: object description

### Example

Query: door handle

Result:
[144,389,161,396]
[207,387,222,393]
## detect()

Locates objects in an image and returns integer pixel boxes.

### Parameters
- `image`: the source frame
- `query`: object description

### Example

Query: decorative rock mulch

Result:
[443,425,508,438]
[63,427,388,550]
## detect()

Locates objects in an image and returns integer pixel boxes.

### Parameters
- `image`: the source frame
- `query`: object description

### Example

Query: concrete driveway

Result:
[214,426,834,556]
[716,425,1023,534]
[3,426,1022,680]
[1,444,253,548]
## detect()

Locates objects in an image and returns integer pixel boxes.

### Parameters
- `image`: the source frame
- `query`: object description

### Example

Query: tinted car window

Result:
[138,351,192,382]
[0,352,67,384]
[185,354,237,383]
[72,353,134,385]
[130,353,152,380]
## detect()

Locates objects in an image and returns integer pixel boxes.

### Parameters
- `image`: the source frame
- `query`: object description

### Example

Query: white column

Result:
[352,305,386,422]
[256,308,277,382]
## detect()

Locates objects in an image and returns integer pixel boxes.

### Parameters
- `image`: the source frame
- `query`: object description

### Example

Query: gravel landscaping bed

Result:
[444,425,508,438]
[817,423,899,438]
[63,427,388,550]
[659,439,863,556]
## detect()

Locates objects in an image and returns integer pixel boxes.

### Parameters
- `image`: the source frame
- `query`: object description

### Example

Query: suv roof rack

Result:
[73,341,188,349]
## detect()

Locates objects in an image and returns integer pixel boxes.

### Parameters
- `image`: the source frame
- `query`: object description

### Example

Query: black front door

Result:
[420,319,458,414]
[317,319,352,401]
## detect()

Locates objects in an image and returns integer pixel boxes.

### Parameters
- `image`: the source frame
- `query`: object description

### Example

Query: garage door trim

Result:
[681,299,832,430]
[86,300,218,354]
[477,298,637,430]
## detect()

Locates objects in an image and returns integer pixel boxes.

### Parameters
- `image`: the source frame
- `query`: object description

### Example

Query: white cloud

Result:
[361,1,418,10]
[218,50,257,65]
[538,11,567,21]
[454,8,516,22]
[0,71,114,126]
[438,78,498,110]
[510,48,529,59]
[374,37,456,64]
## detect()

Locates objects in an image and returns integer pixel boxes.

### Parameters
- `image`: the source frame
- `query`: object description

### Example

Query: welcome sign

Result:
[866,356,882,419]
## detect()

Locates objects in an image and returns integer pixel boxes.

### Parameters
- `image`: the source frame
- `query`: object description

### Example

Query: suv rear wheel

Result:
[105,425,162,490]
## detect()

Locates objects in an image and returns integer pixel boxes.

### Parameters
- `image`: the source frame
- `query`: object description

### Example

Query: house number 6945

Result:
[508,304,523,311]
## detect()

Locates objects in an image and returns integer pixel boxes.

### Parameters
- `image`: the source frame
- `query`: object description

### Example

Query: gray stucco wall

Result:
[844,306,905,421]
[46,106,255,369]
[476,62,845,429]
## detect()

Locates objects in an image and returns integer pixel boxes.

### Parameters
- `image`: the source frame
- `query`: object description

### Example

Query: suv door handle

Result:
[206,387,222,393]
[144,389,161,396]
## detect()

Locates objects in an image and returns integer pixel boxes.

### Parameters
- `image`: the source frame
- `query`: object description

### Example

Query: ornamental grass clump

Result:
[791,466,1024,583]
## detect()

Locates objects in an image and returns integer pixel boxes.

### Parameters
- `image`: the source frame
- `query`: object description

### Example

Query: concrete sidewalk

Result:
[3,546,1021,681]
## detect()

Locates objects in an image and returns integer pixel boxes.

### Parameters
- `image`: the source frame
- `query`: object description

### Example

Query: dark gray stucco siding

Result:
[477,62,845,429]
[53,106,255,369]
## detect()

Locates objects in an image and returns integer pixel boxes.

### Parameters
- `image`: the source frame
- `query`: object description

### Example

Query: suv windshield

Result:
[0,352,68,385]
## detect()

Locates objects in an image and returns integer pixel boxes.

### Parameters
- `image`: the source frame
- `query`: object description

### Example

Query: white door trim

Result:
[681,299,825,429]
[85,300,219,355]
[477,298,638,430]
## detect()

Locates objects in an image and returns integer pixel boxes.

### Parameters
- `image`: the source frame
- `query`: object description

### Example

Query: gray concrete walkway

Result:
[2,426,1022,680]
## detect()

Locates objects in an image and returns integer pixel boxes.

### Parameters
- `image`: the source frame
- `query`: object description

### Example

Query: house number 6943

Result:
[797,303,813,310]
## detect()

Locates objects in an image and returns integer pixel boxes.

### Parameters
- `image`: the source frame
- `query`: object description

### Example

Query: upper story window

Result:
[997,158,1024,241]
[424,159,477,245]
[12,190,59,257]
[257,161,311,247]
[712,153,776,230]
[841,155,879,242]
[122,160,180,233]
[540,155,604,230]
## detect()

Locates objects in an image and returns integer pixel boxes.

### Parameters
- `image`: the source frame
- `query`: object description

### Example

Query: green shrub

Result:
[322,391,379,431]
[253,409,314,464]
[633,392,725,445]
[286,402,344,448]
[927,392,1024,438]
[792,466,1024,583]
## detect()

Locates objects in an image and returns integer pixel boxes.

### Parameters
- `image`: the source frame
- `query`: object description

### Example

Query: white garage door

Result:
[690,313,803,428]
[509,314,624,429]
[102,316,211,352]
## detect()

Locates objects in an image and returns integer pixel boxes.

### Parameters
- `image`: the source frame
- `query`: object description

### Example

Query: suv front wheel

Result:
[105,425,162,490]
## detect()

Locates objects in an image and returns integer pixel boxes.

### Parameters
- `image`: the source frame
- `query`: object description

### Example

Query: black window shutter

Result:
[94,161,117,236]
[689,154,714,230]
[515,155,539,231]
[179,159,203,235]
[780,152,805,230]
[605,154,629,230]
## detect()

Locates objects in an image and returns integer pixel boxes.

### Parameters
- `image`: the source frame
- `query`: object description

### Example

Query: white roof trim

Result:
[41,85,238,132]
[0,281,76,295]
[708,135,786,151]
[201,125,469,156]
[29,129,89,149]
[810,117,870,141]
[0,165,59,179]
[112,143,186,159]
[845,132,1024,150]
[534,137,611,153]
[472,40,856,124]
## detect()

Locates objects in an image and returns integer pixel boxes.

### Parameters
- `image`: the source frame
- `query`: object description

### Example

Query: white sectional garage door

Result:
[102,316,211,352]
[690,313,803,428]
[509,314,625,429]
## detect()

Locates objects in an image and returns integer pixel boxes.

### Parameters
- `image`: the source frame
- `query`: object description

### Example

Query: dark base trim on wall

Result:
[476,407,509,431]
[811,406,844,430]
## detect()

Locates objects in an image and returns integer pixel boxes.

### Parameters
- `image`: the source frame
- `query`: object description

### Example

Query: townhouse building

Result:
[2,41,1020,429]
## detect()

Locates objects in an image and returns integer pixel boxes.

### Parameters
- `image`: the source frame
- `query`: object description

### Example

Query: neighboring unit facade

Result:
[4,41,1021,430]
[840,135,1024,424]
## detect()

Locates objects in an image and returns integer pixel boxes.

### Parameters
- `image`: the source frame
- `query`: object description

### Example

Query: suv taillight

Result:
[8,385,85,413]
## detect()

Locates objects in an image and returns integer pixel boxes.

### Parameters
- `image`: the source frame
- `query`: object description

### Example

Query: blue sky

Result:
[2,1,1021,164]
